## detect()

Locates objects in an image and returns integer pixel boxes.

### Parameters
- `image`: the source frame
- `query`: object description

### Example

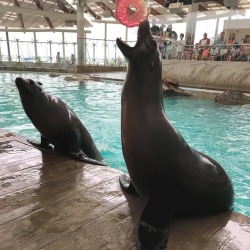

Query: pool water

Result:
[0,72,250,216]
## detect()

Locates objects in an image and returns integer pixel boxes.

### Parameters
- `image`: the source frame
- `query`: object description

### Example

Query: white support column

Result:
[33,32,38,62]
[62,31,65,62]
[185,4,199,44]
[6,30,11,62]
[104,22,107,65]
[214,17,220,43]
[77,2,84,66]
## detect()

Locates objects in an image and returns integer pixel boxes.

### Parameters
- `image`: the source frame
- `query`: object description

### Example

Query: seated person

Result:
[215,46,227,61]
[227,43,240,61]
[200,46,209,60]
[225,33,236,58]
[209,43,219,60]
[191,43,200,60]
[237,36,250,61]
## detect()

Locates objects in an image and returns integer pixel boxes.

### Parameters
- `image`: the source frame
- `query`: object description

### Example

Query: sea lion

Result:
[116,21,234,249]
[15,77,104,166]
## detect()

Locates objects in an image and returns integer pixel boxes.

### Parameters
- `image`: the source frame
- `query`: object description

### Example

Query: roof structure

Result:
[0,0,91,30]
[0,0,250,31]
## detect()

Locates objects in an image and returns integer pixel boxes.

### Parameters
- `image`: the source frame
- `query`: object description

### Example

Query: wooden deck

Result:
[0,128,249,250]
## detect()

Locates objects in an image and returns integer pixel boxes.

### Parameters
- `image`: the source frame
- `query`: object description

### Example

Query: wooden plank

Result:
[0,140,67,176]
[0,162,123,225]
[42,198,145,250]
[168,212,250,249]
[0,178,137,249]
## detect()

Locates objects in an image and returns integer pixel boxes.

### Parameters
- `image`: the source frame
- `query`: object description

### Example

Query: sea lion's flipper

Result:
[71,151,106,166]
[27,136,53,150]
[119,174,138,195]
[136,195,174,249]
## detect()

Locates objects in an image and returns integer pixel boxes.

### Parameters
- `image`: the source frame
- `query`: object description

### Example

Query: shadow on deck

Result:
[0,128,249,249]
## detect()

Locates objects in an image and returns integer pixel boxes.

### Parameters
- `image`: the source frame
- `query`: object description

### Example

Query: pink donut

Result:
[115,0,149,28]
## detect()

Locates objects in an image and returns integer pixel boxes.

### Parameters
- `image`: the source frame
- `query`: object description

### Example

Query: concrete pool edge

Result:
[0,128,249,249]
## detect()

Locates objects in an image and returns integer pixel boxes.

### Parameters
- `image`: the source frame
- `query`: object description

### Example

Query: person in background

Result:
[225,33,236,58]
[156,28,164,58]
[215,45,227,61]
[237,36,250,61]
[191,43,200,60]
[150,25,160,36]
[199,32,210,51]
[200,46,209,60]
[209,43,219,60]
[170,32,178,59]
[216,31,226,52]
[70,54,75,65]
[183,37,192,60]
[227,43,240,61]
[163,24,173,59]
[239,34,250,44]
[176,33,185,60]
[56,52,61,63]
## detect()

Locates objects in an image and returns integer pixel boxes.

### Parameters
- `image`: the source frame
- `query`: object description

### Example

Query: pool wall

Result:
[162,60,250,93]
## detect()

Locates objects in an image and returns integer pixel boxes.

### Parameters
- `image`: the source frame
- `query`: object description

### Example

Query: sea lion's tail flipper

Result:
[71,151,107,166]
[119,174,138,195]
[136,195,174,249]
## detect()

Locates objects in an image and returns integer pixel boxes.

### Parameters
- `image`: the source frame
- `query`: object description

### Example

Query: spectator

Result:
[227,43,240,61]
[191,43,200,60]
[209,43,219,60]
[176,33,185,60]
[56,52,61,63]
[215,45,227,61]
[156,28,164,57]
[70,54,75,65]
[237,36,250,61]
[225,33,236,58]
[163,24,173,59]
[216,31,226,51]
[199,32,210,51]
[150,25,160,36]
[170,32,178,59]
[183,37,192,60]
[200,46,209,60]
[239,34,250,44]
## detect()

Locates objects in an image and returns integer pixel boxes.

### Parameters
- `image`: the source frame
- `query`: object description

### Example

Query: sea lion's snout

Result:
[15,77,26,87]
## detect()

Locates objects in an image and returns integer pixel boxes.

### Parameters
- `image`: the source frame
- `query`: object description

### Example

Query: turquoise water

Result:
[0,72,250,216]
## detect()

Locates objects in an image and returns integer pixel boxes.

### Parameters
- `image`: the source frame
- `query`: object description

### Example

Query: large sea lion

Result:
[15,77,104,166]
[116,21,234,249]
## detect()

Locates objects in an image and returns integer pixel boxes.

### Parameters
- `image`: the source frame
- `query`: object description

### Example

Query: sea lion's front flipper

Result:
[137,195,174,249]
[28,135,53,150]
[71,151,106,166]
[119,174,138,195]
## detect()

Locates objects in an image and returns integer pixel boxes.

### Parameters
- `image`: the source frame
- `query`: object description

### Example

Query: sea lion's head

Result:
[116,20,160,70]
[15,77,43,98]
[15,77,44,115]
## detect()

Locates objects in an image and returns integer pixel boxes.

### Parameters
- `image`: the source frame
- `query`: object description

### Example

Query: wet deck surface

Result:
[0,128,250,250]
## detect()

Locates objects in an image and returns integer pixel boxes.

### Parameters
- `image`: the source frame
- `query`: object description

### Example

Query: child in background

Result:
[191,43,200,60]
[200,46,209,60]
[176,33,185,60]
[209,43,219,60]
[228,43,240,60]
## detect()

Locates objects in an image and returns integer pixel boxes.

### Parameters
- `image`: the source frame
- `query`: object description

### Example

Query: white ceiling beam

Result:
[0,6,77,20]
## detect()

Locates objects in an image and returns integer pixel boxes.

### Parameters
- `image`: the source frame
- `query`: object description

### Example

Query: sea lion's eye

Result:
[28,79,34,86]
